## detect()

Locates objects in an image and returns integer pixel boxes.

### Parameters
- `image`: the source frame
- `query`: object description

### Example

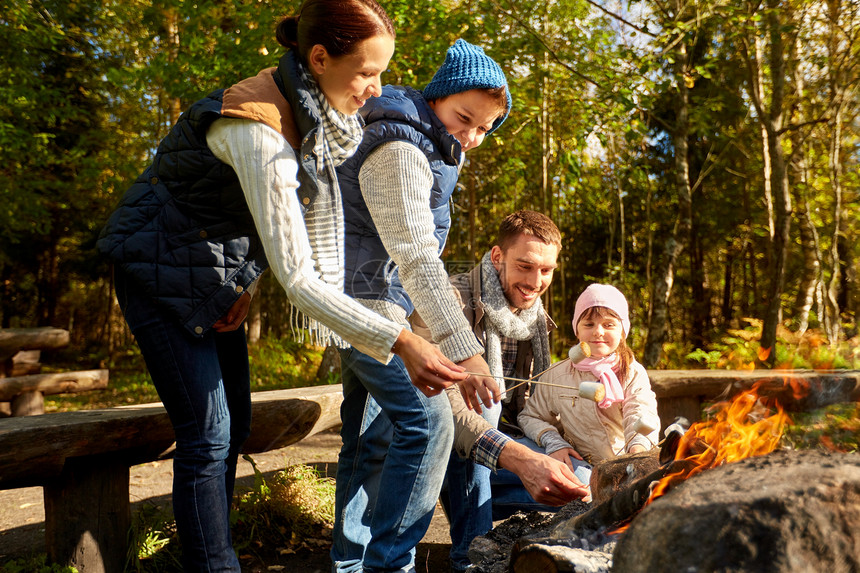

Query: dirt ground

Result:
[0,428,454,572]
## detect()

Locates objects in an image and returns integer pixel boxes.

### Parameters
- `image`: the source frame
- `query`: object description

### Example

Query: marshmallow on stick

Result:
[632,415,660,436]
[577,381,605,403]
[568,341,591,363]
[567,343,603,402]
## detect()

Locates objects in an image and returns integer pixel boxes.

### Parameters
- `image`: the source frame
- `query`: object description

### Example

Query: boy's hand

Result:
[455,354,501,414]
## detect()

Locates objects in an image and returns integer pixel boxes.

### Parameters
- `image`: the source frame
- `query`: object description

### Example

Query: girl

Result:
[97,2,467,570]
[518,283,660,476]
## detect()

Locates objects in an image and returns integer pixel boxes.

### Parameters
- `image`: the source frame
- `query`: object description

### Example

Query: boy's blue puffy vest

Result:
[97,52,323,336]
[338,86,462,316]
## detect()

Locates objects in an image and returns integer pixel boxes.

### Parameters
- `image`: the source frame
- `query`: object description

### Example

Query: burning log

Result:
[613,449,860,572]
[589,450,661,506]
[509,542,611,573]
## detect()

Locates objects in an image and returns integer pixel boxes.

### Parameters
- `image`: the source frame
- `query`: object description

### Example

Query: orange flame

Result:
[648,380,791,506]
[610,380,793,535]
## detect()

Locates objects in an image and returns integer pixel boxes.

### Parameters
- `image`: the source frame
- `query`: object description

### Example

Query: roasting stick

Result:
[464,342,606,402]
[461,372,601,396]
[461,342,606,403]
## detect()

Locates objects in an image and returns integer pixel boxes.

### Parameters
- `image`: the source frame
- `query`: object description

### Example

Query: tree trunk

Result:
[689,227,708,349]
[721,247,733,328]
[643,32,692,368]
[794,204,820,337]
[824,96,844,345]
[759,0,792,366]
[166,8,182,125]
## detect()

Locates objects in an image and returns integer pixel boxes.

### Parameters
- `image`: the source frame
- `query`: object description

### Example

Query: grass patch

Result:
[120,458,337,571]
[232,457,336,559]
[0,555,77,573]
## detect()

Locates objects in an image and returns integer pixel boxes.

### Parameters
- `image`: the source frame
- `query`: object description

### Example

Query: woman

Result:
[98,1,466,570]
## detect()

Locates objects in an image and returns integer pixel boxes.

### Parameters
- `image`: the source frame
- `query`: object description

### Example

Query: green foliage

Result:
[782,403,860,453]
[126,505,182,572]
[0,555,76,573]
[1,0,858,379]
[248,337,327,391]
[45,336,327,412]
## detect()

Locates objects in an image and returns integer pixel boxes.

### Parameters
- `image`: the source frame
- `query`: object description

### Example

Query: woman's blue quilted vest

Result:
[338,85,461,316]
[98,52,320,336]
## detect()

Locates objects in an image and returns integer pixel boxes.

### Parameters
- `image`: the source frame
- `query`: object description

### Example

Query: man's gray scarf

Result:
[480,251,551,398]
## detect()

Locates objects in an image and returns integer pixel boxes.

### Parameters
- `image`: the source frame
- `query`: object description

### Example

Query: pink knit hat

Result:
[572,283,630,338]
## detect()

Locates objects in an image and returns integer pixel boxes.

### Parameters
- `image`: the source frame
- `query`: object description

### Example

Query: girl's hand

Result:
[392,330,467,397]
[213,293,251,332]
[628,444,646,454]
[549,447,584,471]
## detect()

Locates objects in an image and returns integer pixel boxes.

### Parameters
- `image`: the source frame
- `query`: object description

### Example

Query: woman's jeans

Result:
[332,346,454,573]
[116,270,251,572]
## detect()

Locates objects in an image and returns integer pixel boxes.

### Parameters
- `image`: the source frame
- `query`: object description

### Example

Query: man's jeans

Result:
[332,347,454,573]
[439,399,502,572]
[491,436,592,521]
[442,424,593,572]
[116,270,251,572]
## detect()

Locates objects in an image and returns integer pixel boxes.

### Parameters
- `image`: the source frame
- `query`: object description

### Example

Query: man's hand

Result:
[549,446,584,472]
[455,354,501,415]
[499,441,590,506]
[213,293,251,332]
[392,330,467,397]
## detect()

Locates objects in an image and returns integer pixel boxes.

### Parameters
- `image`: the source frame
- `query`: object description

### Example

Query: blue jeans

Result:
[116,270,251,572]
[491,436,592,521]
[439,399,501,572]
[332,347,454,573]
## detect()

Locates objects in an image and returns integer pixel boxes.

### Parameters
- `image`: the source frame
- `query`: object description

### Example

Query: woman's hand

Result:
[392,330,467,397]
[454,354,501,414]
[213,293,251,332]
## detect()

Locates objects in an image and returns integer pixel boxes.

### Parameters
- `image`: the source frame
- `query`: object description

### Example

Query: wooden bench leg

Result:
[44,456,131,573]
[11,390,45,416]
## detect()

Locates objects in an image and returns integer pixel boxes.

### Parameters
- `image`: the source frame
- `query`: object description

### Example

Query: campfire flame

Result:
[650,381,790,501]
[612,379,795,534]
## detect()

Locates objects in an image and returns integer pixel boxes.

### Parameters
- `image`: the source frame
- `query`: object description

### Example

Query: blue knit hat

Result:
[423,39,512,134]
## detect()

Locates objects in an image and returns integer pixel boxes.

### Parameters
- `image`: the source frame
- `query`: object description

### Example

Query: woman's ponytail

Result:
[275,16,299,50]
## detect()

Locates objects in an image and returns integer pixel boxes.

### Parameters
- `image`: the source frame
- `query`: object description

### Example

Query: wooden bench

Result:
[0,384,344,572]
[0,328,109,416]
[649,369,860,431]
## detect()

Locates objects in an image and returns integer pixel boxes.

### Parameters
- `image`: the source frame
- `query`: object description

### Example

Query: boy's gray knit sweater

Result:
[356,140,483,363]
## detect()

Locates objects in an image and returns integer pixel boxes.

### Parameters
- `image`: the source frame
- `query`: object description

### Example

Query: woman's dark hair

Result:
[577,306,633,384]
[276,0,395,64]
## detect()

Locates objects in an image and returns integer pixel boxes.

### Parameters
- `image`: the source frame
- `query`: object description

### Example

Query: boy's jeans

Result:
[332,347,454,573]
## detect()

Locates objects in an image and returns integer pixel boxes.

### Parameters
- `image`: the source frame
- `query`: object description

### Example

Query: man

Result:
[415,210,589,572]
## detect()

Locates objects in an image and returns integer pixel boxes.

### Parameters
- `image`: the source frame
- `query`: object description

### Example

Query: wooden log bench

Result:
[649,369,860,432]
[0,327,108,416]
[0,384,344,572]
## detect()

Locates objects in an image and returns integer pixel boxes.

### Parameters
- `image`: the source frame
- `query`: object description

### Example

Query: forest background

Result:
[1,0,859,379]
